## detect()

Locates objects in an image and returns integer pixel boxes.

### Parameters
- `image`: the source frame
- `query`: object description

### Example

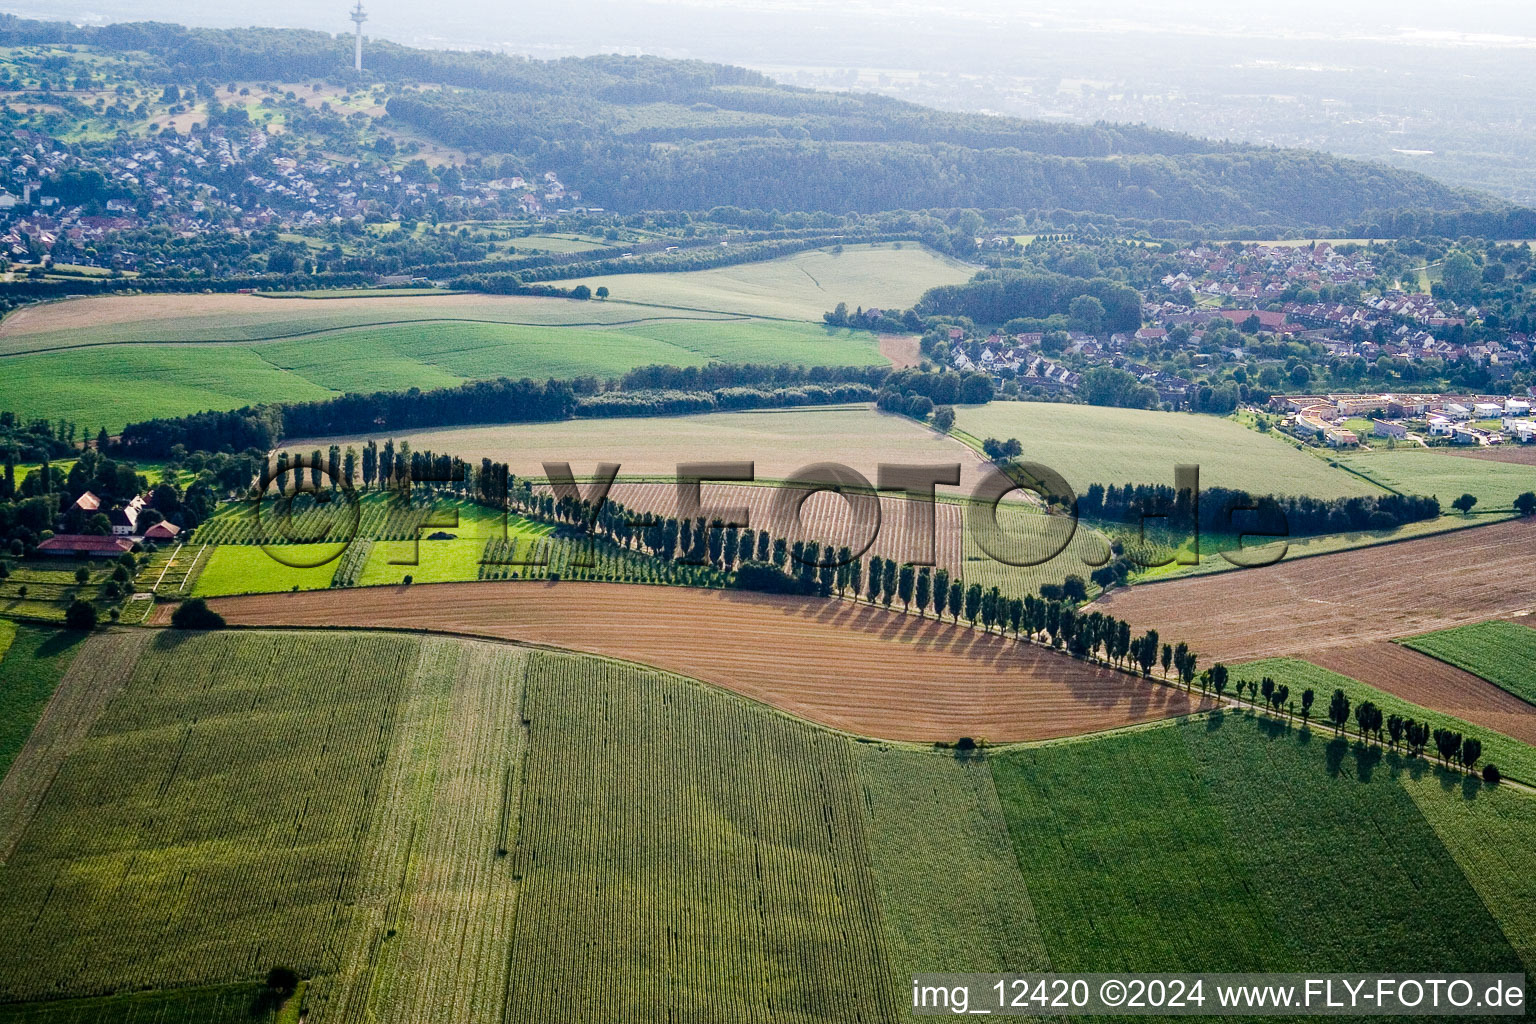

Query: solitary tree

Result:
[64,599,97,631]
[171,597,226,630]
[1161,643,1173,679]
[1301,688,1315,723]
[1515,491,1536,517]
[1451,493,1478,516]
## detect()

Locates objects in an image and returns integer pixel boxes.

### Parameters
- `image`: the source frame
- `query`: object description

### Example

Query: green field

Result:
[1233,657,1536,784]
[0,246,961,430]
[0,320,884,433]
[993,713,1528,975]
[0,344,335,434]
[190,543,344,596]
[0,983,271,1024]
[0,627,1531,1022]
[559,242,977,321]
[953,402,1381,497]
[254,319,884,396]
[288,405,992,493]
[0,626,83,781]
[1399,621,1536,707]
[1332,448,1535,513]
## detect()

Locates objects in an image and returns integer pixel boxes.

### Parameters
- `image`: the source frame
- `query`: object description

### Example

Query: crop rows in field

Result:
[330,539,373,588]
[313,639,528,1024]
[0,631,418,1003]
[0,982,267,1024]
[133,543,208,596]
[992,715,1526,975]
[503,652,898,1023]
[961,501,1114,602]
[193,494,443,546]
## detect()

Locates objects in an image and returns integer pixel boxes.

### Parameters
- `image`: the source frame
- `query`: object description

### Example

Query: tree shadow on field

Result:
[38,630,87,659]
[1256,715,1290,741]
[151,628,197,652]
[1352,740,1383,782]
[1324,736,1350,777]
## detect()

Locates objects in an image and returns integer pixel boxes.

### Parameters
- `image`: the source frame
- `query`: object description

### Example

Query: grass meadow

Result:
[953,402,1380,498]
[0,243,963,430]
[1333,448,1536,513]
[189,543,343,597]
[1399,621,1536,706]
[557,242,976,321]
[0,629,1532,1020]
[0,320,884,433]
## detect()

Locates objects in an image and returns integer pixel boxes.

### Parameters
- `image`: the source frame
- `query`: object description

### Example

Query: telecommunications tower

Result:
[350,1,367,72]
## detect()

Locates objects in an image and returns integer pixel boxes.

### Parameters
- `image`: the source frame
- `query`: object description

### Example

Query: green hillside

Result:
[0,17,1513,229]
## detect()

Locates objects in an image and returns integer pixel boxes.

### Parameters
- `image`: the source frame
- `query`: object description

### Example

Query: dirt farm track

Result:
[181,583,1206,743]
[1100,518,1536,744]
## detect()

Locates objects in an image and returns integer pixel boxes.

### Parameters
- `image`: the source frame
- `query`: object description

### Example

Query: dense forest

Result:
[0,15,1518,230]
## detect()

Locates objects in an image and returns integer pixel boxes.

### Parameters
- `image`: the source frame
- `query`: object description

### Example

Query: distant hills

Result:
[2,15,1532,233]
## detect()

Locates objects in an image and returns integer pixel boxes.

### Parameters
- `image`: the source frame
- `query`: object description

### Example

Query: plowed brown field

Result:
[185,582,1206,742]
[878,333,921,368]
[1098,518,1536,741]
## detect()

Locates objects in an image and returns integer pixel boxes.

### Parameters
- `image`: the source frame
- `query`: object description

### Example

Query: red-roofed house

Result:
[72,491,102,512]
[143,521,181,542]
[37,535,135,558]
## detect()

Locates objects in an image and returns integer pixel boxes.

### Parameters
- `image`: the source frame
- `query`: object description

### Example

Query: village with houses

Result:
[0,121,584,274]
[942,239,1536,417]
[1274,392,1536,450]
